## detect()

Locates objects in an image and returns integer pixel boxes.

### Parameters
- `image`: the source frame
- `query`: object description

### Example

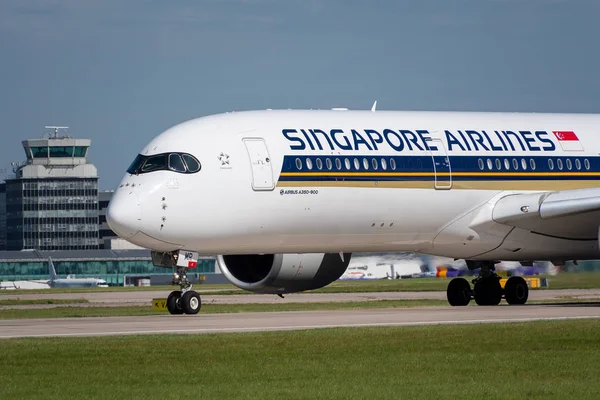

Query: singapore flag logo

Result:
[552,131,584,151]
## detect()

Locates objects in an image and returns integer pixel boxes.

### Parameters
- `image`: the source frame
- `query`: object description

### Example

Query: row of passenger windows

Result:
[294,156,593,173]
[295,157,399,172]
[477,157,591,171]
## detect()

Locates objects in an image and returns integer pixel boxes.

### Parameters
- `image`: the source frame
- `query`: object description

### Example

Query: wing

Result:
[492,187,600,240]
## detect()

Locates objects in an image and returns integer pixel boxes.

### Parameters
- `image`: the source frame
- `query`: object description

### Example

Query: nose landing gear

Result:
[166,267,201,315]
[446,261,529,306]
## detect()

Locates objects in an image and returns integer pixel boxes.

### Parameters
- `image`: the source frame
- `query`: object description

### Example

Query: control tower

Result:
[2,126,99,251]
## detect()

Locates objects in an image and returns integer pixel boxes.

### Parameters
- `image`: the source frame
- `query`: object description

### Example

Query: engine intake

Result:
[217,253,352,294]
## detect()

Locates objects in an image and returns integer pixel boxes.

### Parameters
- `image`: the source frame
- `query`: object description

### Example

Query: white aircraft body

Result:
[48,258,108,288]
[106,108,600,314]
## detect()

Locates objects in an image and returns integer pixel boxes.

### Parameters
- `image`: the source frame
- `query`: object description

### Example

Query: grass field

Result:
[0,299,88,306]
[0,299,448,319]
[1,319,599,399]
[1,299,599,320]
[2,271,600,296]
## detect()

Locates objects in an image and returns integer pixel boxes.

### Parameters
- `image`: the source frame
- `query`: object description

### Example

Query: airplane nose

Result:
[106,192,142,239]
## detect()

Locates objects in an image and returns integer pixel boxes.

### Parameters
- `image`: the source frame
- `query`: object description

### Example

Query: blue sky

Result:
[1,0,599,189]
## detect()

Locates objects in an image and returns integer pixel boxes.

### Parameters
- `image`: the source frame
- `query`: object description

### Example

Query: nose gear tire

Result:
[167,291,184,315]
[181,291,201,315]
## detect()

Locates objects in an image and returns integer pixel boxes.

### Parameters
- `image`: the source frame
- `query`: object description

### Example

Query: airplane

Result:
[48,258,109,288]
[106,106,600,314]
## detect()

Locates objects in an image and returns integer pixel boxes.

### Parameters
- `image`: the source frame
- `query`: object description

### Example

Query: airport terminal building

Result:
[0,249,216,287]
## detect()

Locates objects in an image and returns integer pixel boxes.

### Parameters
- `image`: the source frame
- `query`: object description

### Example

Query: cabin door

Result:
[243,138,275,191]
[429,138,452,190]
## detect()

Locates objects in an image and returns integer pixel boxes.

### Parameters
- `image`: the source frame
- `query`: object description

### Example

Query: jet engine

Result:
[217,253,352,294]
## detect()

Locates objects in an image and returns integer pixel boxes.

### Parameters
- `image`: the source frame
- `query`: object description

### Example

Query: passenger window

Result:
[372,158,378,170]
[575,159,581,170]
[306,158,313,170]
[557,159,563,170]
[548,159,554,170]
[530,159,536,171]
[585,159,591,170]
[478,158,484,170]
[169,154,187,173]
[504,159,510,170]
[326,158,333,170]
[363,158,369,170]
[390,158,397,170]
[354,158,360,170]
[521,159,527,170]
[295,158,302,170]
[316,158,323,170]
[512,158,519,170]
[487,159,493,170]
[566,159,572,170]
[344,158,351,170]
[335,158,342,170]
[494,159,501,170]
[182,154,201,173]
[381,158,387,170]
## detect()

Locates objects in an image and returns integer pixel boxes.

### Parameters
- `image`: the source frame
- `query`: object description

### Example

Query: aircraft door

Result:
[429,138,452,190]
[243,138,275,191]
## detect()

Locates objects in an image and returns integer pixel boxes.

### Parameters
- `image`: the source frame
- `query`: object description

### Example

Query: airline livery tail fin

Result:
[48,257,57,282]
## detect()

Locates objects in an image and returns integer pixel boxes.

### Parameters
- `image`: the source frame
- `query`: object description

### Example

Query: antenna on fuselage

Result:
[371,101,377,113]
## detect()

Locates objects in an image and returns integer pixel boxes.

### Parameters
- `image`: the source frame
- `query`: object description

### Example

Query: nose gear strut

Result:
[152,250,202,315]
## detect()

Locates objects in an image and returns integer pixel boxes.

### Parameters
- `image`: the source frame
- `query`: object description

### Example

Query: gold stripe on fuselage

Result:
[275,180,600,191]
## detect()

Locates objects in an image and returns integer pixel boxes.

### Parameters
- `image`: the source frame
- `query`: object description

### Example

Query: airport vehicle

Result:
[107,107,600,314]
[48,258,109,288]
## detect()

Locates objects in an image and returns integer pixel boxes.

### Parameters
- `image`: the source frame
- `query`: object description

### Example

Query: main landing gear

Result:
[166,266,201,315]
[446,261,529,306]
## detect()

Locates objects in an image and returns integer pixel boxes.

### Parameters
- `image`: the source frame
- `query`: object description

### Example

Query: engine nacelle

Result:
[217,253,352,294]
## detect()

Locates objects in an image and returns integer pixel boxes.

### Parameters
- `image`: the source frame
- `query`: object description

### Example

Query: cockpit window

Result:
[169,154,187,173]
[182,154,201,172]
[141,154,168,172]
[126,154,145,174]
[127,152,202,175]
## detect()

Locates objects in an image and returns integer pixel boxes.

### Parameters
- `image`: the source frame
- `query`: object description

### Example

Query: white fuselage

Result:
[107,110,600,262]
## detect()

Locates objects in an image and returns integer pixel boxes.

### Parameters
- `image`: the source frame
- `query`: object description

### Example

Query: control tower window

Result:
[49,147,74,158]
[31,147,48,158]
[74,147,88,157]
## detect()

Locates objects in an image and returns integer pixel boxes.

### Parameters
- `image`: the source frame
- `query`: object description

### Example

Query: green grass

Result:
[1,320,599,399]
[0,299,88,306]
[2,298,599,320]
[0,299,448,319]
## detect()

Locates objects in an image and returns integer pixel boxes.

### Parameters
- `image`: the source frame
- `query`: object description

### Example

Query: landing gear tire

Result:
[447,278,471,306]
[167,291,184,315]
[504,276,529,305]
[474,277,502,306]
[181,291,201,315]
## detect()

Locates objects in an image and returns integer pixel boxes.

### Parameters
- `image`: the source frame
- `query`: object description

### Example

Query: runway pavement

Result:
[1,304,599,338]
[1,289,600,308]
